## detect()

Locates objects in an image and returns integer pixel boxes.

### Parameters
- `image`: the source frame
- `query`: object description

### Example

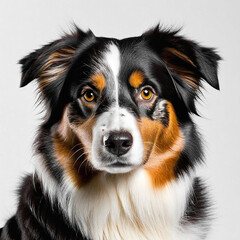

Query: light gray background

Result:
[0,0,239,239]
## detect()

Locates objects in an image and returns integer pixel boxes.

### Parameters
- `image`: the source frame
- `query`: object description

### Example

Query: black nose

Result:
[104,131,133,156]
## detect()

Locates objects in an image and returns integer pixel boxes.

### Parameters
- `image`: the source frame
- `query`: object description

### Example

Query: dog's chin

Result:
[94,161,139,174]
[101,165,136,174]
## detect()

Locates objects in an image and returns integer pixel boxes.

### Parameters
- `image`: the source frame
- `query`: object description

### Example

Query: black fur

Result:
[1,175,87,240]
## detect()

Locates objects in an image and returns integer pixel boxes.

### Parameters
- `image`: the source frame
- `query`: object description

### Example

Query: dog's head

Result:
[20,26,220,187]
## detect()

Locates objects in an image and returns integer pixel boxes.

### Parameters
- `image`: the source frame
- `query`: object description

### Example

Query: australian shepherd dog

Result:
[0,25,220,240]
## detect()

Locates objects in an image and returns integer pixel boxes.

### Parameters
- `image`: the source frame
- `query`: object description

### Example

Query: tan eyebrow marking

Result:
[90,73,106,92]
[129,71,144,88]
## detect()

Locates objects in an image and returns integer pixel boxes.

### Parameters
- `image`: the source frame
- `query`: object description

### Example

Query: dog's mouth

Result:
[94,155,140,174]
[108,161,132,167]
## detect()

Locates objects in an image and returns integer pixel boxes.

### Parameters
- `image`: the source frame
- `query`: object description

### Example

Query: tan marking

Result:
[129,71,144,88]
[53,132,82,188]
[162,48,199,89]
[54,107,98,188]
[39,48,75,91]
[90,73,106,93]
[170,66,199,89]
[165,47,196,67]
[57,106,78,144]
[138,101,184,187]
[179,74,199,89]
[144,136,183,187]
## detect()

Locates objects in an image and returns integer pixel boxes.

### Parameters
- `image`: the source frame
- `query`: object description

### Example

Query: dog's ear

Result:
[19,27,95,111]
[143,26,221,114]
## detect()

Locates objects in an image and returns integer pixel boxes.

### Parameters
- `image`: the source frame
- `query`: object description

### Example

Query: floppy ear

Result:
[19,27,95,104]
[19,27,95,124]
[143,26,221,114]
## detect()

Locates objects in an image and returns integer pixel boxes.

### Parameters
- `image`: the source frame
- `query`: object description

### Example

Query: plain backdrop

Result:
[0,0,240,239]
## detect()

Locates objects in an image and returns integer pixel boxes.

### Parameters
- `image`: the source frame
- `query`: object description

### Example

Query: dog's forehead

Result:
[100,43,121,90]
[91,38,157,88]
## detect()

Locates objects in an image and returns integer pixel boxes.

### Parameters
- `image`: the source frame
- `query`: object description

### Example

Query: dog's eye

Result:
[83,89,96,102]
[140,87,154,101]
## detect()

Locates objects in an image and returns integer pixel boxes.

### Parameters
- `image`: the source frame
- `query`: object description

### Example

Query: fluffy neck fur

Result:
[35,157,203,240]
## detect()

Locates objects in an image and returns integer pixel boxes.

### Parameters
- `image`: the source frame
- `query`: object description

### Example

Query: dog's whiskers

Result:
[77,158,89,174]
[65,146,86,164]
[72,151,90,168]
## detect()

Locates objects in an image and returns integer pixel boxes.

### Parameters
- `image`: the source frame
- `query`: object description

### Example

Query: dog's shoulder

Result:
[0,174,87,240]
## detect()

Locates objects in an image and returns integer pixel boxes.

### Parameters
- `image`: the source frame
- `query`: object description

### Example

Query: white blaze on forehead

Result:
[103,43,121,107]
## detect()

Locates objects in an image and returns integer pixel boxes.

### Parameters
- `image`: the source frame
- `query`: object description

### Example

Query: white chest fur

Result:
[36,162,202,240]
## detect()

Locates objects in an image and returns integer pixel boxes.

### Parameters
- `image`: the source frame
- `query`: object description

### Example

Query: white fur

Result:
[104,43,121,108]
[91,107,143,174]
[35,157,204,240]
[34,157,59,205]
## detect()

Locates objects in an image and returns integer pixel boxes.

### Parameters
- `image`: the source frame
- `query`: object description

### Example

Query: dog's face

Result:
[20,26,220,187]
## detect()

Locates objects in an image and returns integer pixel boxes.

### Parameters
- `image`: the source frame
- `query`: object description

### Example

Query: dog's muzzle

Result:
[91,107,143,173]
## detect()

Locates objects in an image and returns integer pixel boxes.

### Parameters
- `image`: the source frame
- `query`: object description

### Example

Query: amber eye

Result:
[83,89,96,102]
[140,88,154,101]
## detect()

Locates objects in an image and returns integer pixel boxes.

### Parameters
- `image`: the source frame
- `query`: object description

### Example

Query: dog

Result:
[0,25,220,240]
